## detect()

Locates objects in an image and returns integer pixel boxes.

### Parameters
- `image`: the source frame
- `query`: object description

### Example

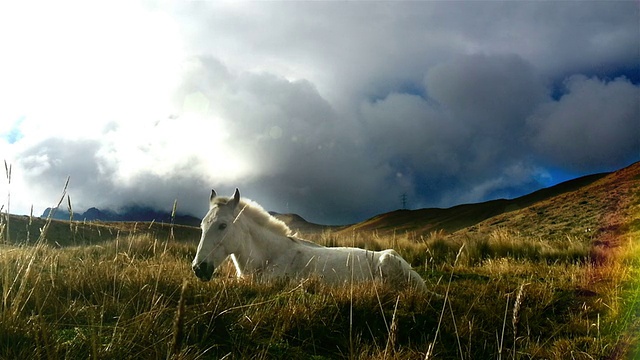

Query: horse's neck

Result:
[233,220,293,273]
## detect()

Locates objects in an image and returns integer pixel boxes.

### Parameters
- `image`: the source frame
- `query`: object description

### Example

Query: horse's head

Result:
[192,188,241,281]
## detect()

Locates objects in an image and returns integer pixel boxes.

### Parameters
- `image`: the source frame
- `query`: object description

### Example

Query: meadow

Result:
[0,220,638,359]
[1,164,639,359]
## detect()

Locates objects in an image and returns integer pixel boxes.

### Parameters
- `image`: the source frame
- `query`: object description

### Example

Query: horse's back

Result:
[377,249,428,291]
[305,246,427,291]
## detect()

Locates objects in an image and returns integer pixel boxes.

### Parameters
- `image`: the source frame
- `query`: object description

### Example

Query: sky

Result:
[0,1,638,225]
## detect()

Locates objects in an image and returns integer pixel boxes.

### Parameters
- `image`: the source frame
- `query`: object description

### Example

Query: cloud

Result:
[171,2,639,101]
[359,93,468,193]
[171,56,398,222]
[426,54,547,128]
[423,54,548,178]
[2,2,638,225]
[8,56,395,222]
[529,76,640,172]
[14,138,111,211]
[14,136,213,216]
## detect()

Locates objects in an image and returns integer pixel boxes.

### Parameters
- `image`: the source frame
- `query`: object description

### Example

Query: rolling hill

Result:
[335,168,621,236]
[464,160,640,241]
[2,162,637,245]
[290,161,637,239]
[269,212,344,234]
[1,162,637,360]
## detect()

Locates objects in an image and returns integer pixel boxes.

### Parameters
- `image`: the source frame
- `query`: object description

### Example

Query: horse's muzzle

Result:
[192,262,215,281]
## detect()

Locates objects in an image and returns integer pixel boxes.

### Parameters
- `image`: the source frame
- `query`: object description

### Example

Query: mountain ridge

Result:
[41,205,201,227]
[20,161,638,241]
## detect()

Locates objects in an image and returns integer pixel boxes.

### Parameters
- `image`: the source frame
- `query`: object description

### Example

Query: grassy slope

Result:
[2,165,615,246]
[271,212,346,234]
[465,162,639,239]
[0,162,638,359]
[2,214,201,247]
[458,162,640,357]
[341,171,609,236]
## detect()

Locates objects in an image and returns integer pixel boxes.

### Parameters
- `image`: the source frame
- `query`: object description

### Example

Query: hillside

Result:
[338,169,617,236]
[270,212,345,234]
[1,214,201,247]
[2,162,637,246]
[465,161,640,240]
[1,163,637,359]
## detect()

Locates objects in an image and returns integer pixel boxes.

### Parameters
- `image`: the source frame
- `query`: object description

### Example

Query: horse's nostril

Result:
[193,262,214,281]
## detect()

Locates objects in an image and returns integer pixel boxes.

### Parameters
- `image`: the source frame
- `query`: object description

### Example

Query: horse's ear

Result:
[209,189,217,208]
[231,188,240,209]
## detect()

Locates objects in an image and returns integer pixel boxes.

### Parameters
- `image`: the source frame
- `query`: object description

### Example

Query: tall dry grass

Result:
[1,168,638,359]
[1,224,636,359]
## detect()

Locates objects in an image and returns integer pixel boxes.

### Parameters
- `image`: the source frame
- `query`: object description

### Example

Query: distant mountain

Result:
[41,208,82,222]
[41,205,201,227]
[19,161,638,249]
[35,162,638,239]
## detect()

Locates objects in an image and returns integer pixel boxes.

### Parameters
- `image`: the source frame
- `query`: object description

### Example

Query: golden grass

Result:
[0,222,637,359]
[1,161,638,358]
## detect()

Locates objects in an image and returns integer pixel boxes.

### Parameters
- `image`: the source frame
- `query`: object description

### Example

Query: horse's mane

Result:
[235,198,294,238]
[216,195,324,247]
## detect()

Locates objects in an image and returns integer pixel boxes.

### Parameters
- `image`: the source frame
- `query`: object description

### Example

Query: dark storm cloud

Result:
[18,138,114,209]
[424,54,548,173]
[17,138,211,216]
[351,53,560,210]
[529,76,640,172]
[172,51,628,223]
[173,56,399,222]
[7,2,638,225]
[173,2,638,101]
[426,54,547,129]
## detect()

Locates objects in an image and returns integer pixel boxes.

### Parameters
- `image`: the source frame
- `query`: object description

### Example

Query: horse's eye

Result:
[218,223,227,231]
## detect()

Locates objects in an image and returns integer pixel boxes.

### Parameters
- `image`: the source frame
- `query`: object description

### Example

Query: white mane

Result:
[234,198,293,238]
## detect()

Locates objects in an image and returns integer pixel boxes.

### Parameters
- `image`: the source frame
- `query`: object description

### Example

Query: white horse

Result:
[192,189,428,291]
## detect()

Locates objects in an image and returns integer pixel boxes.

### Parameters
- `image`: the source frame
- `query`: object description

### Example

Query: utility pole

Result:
[400,193,408,210]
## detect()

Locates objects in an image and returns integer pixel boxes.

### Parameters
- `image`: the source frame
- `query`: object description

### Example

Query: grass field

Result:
[1,222,638,359]
[1,164,638,359]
